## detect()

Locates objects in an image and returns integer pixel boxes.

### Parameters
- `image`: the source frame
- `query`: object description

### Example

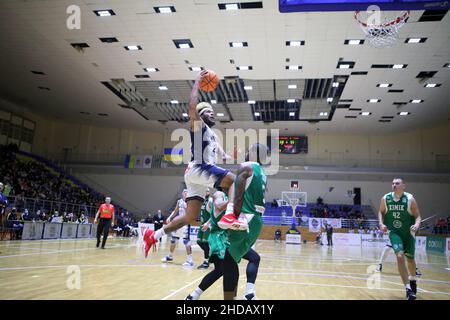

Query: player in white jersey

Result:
[160,190,194,267]
[375,235,422,276]
[144,71,247,257]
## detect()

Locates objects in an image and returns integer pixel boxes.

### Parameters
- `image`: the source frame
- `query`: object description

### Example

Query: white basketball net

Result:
[354,10,409,48]
[281,191,307,216]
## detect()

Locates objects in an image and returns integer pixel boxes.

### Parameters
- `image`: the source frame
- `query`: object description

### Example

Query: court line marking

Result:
[259,252,450,266]
[255,271,441,293]
[0,246,58,253]
[256,279,450,297]
[1,264,447,298]
[260,251,375,261]
[161,275,205,300]
[1,263,449,287]
[0,243,136,258]
[258,266,450,285]
[0,238,134,247]
[0,264,163,271]
[260,255,450,267]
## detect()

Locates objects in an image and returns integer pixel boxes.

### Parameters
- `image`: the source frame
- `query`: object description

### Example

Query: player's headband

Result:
[198,107,213,116]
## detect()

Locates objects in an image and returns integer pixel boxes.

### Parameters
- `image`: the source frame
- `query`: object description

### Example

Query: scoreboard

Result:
[279,136,308,154]
[279,0,450,12]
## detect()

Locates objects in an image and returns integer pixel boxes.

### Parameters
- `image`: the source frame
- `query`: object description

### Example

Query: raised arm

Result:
[213,192,229,217]
[189,71,208,131]
[410,198,421,233]
[167,201,179,223]
[233,163,254,216]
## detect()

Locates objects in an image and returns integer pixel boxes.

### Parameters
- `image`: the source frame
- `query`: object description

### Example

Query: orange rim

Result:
[354,10,410,28]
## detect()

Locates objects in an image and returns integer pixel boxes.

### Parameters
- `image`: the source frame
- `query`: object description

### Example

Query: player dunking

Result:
[378,178,421,300]
[143,71,247,257]
[161,190,194,267]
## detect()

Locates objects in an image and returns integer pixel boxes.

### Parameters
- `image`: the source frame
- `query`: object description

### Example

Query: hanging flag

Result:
[164,148,183,162]
[124,154,135,168]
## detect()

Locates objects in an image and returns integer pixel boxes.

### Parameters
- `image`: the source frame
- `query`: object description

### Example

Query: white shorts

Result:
[171,225,191,245]
[184,162,229,201]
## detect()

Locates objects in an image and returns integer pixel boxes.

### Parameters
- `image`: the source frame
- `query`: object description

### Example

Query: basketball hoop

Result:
[354,10,409,48]
[281,191,307,218]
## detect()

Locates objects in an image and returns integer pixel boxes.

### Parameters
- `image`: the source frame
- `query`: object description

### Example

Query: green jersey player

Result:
[197,189,212,269]
[378,178,421,300]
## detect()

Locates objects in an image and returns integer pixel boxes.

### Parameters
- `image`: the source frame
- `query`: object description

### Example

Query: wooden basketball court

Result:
[0,237,448,300]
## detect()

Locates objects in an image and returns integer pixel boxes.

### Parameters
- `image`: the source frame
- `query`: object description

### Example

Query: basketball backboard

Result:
[279,0,450,12]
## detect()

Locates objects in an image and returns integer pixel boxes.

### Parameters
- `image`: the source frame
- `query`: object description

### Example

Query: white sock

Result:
[409,276,417,281]
[187,254,193,263]
[155,228,165,240]
[225,203,234,215]
[245,283,255,295]
[167,253,173,258]
[379,246,390,264]
[190,287,203,300]
[405,284,411,290]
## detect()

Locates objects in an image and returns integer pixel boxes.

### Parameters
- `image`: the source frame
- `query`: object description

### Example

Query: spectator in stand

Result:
[50,211,62,223]
[144,213,153,224]
[77,213,87,224]
[371,228,377,238]
[40,210,48,222]
[116,212,125,236]
[7,208,23,239]
[0,182,9,220]
[153,210,165,232]
[434,218,448,234]
[122,212,131,237]
[323,207,329,218]
[22,209,32,221]
[272,199,278,208]
[0,144,110,213]
[316,196,323,205]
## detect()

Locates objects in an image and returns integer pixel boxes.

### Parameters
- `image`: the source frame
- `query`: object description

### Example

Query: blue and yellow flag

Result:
[164,148,183,162]
[124,154,135,168]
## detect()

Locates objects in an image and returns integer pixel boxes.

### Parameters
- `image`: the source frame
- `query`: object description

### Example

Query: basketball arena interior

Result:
[0,0,449,302]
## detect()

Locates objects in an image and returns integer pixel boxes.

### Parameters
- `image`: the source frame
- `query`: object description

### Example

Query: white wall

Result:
[79,173,185,214]
[31,117,450,168]
[79,171,450,219]
[266,178,450,218]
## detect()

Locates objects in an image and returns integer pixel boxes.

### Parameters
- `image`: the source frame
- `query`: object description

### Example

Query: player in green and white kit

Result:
[186,144,268,300]
[196,190,212,269]
[378,178,421,300]
[185,190,229,300]
[222,143,268,300]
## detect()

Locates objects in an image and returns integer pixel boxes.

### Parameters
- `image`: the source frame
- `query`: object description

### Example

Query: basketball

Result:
[199,70,219,92]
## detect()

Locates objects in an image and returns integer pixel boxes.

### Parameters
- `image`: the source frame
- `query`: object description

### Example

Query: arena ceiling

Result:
[0,0,449,134]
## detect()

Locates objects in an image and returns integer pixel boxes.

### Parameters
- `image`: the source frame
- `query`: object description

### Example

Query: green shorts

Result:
[197,228,210,244]
[207,230,229,262]
[228,213,263,263]
[389,231,416,259]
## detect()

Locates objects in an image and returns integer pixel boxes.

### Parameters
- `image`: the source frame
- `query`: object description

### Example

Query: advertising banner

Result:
[22,221,44,240]
[43,222,62,239]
